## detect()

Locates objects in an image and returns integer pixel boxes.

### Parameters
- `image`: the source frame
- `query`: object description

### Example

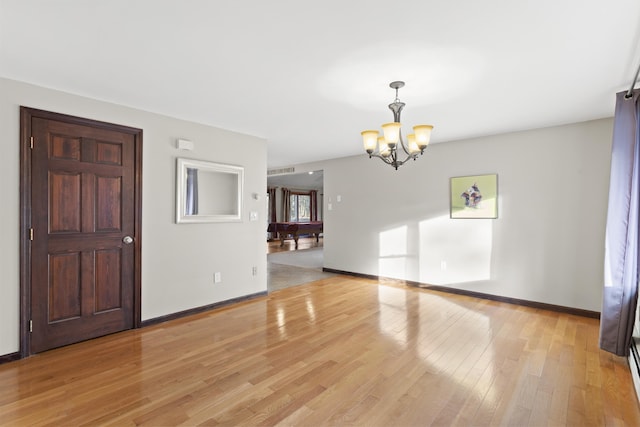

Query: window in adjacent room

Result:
[289,193,311,222]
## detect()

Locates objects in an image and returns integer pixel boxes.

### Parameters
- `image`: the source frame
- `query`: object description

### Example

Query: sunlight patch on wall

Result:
[419,215,493,285]
[379,225,408,279]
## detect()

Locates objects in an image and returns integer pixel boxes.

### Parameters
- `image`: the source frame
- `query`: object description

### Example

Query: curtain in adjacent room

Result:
[268,187,277,223]
[599,89,640,356]
[185,167,199,215]
[281,188,291,222]
[310,190,318,221]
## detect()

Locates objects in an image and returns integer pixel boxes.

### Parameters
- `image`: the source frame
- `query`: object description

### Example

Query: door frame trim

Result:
[19,107,143,358]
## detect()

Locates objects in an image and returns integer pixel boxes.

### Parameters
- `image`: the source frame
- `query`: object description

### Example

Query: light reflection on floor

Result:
[376,283,497,407]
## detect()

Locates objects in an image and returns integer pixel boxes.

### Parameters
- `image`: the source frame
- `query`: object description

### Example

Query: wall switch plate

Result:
[214,272,222,283]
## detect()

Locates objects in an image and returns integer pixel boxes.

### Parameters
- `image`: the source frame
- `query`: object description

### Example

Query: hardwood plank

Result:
[0,276,638,426]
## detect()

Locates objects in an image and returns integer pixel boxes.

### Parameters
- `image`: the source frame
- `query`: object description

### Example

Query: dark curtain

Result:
[185,167,199,215]
[599,89,640,356]
[268,187,277,223]
[281,188,291,222]
[310,190,318,221]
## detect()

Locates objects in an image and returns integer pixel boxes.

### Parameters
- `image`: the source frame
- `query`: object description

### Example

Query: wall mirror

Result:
[176,158,244,223]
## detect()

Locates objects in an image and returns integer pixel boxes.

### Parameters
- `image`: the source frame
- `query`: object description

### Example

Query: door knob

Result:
[122,235,134,244]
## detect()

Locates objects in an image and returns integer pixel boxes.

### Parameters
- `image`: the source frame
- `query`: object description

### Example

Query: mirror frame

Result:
[176,157,244,223]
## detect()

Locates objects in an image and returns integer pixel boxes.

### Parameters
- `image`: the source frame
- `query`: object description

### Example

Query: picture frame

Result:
[450,174,498,219]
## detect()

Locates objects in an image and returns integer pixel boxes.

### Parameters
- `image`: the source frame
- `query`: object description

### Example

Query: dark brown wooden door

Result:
[25,110,141,354]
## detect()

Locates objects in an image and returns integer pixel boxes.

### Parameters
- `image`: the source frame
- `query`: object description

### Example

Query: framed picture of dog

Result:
[450,174,498,219]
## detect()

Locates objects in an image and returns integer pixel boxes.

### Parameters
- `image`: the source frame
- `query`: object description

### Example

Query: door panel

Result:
[49,252,82,321]
[96,175,123,230]
[24,110,141,354]
[49,172,82,232]
[95,249,123,312]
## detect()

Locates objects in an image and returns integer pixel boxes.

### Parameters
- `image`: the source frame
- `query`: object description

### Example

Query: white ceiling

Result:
[2,1,640,168]
[268,170,324,190]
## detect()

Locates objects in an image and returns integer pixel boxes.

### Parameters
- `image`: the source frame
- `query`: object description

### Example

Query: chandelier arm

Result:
[397,152,418,165]
[370,151,414,170]
[368,153,395,165]
[397,130,412,156]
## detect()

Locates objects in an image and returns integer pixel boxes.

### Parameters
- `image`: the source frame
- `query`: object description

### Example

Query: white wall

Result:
[303,119,612,312]
[0,78,267,356]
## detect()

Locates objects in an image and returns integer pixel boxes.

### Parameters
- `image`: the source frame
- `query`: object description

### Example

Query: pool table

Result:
[268,221,323,249]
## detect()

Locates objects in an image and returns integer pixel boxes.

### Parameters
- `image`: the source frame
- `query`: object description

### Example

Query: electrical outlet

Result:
[440,261,447,270]
[214,272,222,283]
[252,266,258,276]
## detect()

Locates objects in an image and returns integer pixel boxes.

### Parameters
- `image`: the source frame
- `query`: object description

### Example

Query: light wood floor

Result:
[1,276,638,426]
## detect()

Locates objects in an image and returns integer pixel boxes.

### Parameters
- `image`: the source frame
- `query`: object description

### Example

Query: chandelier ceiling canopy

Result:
[361,81,433,170]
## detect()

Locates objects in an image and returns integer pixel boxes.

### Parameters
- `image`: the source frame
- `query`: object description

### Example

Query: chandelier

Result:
[361,81,433,170]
